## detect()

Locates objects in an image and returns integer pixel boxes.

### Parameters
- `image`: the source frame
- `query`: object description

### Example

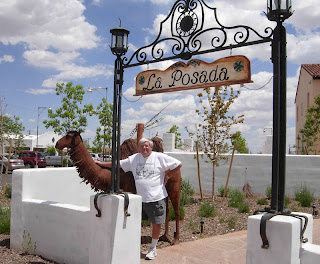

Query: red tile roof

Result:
[302,64,320,79]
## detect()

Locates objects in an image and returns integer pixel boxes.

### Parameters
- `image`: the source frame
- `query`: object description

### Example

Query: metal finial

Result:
[118,17,121,27]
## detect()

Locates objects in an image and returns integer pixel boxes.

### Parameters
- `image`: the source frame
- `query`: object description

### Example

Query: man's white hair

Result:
[138,138,153,148]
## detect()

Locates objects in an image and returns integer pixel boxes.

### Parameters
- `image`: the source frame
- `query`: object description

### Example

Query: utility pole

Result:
[0,97,5,155]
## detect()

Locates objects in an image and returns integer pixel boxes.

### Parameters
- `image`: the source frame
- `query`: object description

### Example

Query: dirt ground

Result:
[0,191,318,264]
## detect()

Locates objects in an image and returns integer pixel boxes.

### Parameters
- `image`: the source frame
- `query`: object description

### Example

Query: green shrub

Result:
[229,189,244,208]
[0,206,10,234]
[218,185,230,197]
[169,203,185,220]
[295,184,314,207]
[5,184,12,198]
[284,196,291,207]
[227,217,236,229]
[265,185,272,199]
[257,198,269,205]
[238,202,250,213]
[198,202,216,218]
[180,190,193,206]
[180,179,194,206]
[141,219,151,227]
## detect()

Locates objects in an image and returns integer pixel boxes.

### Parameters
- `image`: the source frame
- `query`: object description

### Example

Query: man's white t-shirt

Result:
[120,152,181,203]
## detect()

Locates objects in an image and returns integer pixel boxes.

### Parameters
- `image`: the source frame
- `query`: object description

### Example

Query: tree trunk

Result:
[212,161,215,199]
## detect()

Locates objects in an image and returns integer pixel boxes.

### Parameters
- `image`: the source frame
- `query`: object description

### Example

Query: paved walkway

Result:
[140,218,320,264]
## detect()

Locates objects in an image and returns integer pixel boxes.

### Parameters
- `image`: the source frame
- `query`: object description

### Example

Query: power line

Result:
[241,77,273,90]
[122,93,143,102]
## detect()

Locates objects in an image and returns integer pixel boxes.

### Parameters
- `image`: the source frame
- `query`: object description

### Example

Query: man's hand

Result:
[95,160,112,168]
[164,174,169,185]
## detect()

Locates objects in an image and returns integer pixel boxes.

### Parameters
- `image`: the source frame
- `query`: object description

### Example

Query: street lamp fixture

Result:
[109,22,130,193]
[87,87,108,160]
[266,0,292,21]
[37,106,51,148]
[110,25,130,56]
[266,0,292,213]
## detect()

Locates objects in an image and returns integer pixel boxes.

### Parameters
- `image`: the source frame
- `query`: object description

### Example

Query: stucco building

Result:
[2,131,61,154]
[295,64,320,154]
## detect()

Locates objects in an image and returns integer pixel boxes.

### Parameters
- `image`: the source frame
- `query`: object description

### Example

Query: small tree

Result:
[43,82,94,135]
[46,145,56,156]
[299,95,320,154]
[1,115,25,154]
[92,98,113,158]
[186,86,244,198]
[167,125,182,149]
[231,131,249,153]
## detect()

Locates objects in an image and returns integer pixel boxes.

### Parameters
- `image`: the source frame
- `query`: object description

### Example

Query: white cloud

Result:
[0,0,99,51]
[91,0,102,6]
[287,33,320,64]
[26,88,56,95]
[0,55,14,63]
[23,49,113,88]
[287,1,320,33]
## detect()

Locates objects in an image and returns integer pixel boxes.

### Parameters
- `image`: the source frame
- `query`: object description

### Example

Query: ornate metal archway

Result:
[107,0,296,246]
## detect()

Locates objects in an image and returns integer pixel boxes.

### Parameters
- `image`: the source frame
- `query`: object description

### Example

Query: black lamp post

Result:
[110,24,130,193]
[266,0,292,213]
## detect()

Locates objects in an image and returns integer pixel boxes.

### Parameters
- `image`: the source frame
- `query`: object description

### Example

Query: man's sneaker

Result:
[145,247,157,260]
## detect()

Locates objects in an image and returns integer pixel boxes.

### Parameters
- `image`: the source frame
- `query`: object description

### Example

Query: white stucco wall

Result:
[10,168,97,264]
[10,168,142,264]
[165,153,320,197]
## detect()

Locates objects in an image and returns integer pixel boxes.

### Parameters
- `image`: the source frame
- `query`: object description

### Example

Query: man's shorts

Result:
[142,198,166,224]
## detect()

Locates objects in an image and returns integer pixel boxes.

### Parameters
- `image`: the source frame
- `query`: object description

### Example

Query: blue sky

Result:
[0,0,320,153]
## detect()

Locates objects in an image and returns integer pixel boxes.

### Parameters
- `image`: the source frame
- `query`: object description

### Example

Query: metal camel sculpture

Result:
[55,131,181,245]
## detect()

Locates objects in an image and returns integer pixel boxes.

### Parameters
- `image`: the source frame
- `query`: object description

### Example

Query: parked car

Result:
[98,154,112,161]
[89,153,100,161]
[44,153,73,167]
[18,151,47,168]
[1,153,25,173]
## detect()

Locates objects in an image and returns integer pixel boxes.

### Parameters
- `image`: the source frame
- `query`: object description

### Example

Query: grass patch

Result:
[229,189,244,208]
[169,203,185,220]
[5,184,12,198]
[198,202,216,218]
[180,179,194,206]
[141,219,151,227]
[227,217,236,229]
[0,206,10,234]
[218,185,230,197]
[257,198,269,205]
[238,202,249,213]
[285,196,291,207]
[265,185,272,199]
[295,184,314,207]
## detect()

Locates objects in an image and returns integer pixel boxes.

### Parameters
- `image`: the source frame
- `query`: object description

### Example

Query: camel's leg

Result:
[160,198,171,243]
[170,187,180,245]
[164,171,181,245]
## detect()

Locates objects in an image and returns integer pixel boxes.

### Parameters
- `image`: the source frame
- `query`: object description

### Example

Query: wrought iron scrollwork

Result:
[123,0,273,69]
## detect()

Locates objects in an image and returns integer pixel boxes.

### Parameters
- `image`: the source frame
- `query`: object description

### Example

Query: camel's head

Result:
[120,138,139,159]
[55,131,83,150]
[152,137,163,153]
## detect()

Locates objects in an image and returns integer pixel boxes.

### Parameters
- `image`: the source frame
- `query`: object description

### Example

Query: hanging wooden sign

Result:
[135,55,252,96]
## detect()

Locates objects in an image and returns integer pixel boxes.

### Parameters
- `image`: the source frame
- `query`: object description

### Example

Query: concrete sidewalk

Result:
[140,218,320,264]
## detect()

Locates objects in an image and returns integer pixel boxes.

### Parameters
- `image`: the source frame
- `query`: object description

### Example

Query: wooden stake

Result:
[223,144,236,202]
[2,138,12,194]
[196,141,203,200]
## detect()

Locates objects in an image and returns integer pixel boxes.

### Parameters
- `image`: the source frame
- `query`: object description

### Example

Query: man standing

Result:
[120,138,182,260]
[98,137,181,260]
